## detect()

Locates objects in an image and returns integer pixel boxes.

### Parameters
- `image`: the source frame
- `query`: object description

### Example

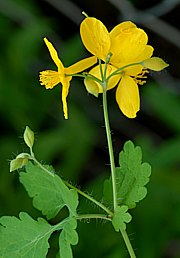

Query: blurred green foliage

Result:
[0,0,179,257]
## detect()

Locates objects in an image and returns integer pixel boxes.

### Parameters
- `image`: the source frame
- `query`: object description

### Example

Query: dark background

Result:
[0,0,180,257]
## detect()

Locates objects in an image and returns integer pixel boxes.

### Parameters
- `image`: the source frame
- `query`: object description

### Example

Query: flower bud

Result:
[143,57,169,71]
[10,157,28,172]
[24,126,34,148]
[84,77,99,97]
[16,153,31,159]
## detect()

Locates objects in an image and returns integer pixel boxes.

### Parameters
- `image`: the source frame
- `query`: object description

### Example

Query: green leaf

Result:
[59,217,78,258]
[0,212,53,258]
[0,213,79,258]
[112,206,132,231]
[19,162,79,219]
[104,141,151,209]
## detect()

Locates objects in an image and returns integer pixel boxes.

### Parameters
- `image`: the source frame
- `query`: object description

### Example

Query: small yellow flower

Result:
[80,17,168,118]
[39,37,97,119]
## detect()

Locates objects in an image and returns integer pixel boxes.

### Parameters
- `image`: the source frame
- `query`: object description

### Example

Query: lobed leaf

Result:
[104,141,151,209]
[112,206,132,231]
[19,162,79,219]
[0,212,53,258]
[59,217,78,258]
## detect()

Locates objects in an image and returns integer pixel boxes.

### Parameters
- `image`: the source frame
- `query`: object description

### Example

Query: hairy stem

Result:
[120,228,136,258]
[64,181,113,216]
[101,65,136,257]
[31,155,113,216]
[102,86,118,211]
[76,214,111,221]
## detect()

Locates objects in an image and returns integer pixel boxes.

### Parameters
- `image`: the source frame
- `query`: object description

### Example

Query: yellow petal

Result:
[39,70,61,89]
[143,57,169,71]
[110,21,137,36]
[135,45,154,62]
[66,56,97,74]
[110,21,149,65]
[122,45,154,76]
[61,77,71,119]
[87,64,121,93]
[116,75,140,118]
[80,17,111,60]
[44,38,64,70]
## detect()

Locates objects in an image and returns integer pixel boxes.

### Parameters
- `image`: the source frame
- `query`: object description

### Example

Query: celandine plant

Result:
[0,14,168,258]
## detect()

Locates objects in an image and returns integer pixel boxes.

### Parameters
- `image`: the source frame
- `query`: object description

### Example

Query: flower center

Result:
[132,69,149,85]
[39,70,61,89]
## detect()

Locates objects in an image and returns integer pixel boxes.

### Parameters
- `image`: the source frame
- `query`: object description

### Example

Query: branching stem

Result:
[31,155,113,217]
[76,214,111,221]
[100,58,136,258]
[64,181,113,216]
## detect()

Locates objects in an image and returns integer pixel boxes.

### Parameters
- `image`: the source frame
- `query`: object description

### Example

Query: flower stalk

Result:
[120,228,136,258]
[102,85,118,210]
[100,59,136,258]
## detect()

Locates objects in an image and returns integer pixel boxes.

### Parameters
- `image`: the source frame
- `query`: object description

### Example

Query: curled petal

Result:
[110,21,137,37]
[116,75,140,118]
[110,21,149,65]
[39,70,60,89]
[44,38,64,70]
[80,17,111,60]
[66,56,97,74]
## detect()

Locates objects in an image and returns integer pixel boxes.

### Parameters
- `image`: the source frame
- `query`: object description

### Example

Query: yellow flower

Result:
[80,17,163,118]
[39,37,97,119]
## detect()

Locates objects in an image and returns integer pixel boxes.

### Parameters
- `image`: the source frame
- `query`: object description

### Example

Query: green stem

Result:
[31,156,54,177]
[107,61,142,80]
[102,86,118,211]
[31,155,113,216]
[64,181,113,216]
[101,75,136,258]
[65,73,102,84]
[76,214,111,221]
[98,58,104,79]
[120,228,136,258]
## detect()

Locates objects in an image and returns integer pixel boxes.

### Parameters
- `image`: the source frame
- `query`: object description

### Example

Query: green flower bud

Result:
[143,57,169,71]
[16,153,31,159]
[84,77,99,97]
[10,157,28,172]
[24,126,34,148]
